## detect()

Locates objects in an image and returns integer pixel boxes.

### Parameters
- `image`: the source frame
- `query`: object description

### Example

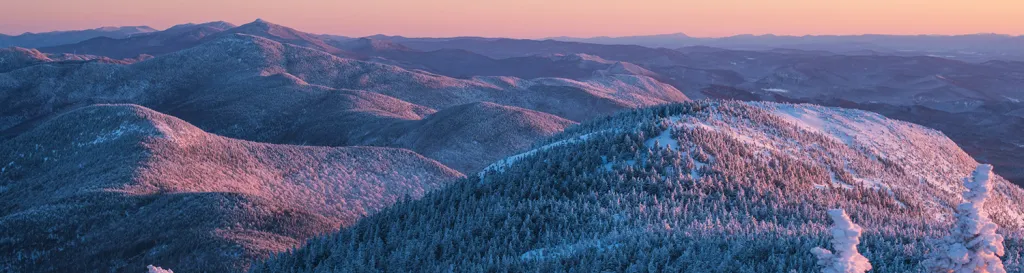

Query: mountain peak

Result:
[39,104,195,143]
[0,47,52,72]
[93,25,157,34]
[167,21,237,31]
[250,18,274,26]
[208,20,353,56]
[236,18,282,31]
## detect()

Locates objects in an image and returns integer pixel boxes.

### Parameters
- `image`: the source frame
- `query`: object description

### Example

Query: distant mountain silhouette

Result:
[549,33,1024,62]
[39,21,236,58]
[0,26,156,48]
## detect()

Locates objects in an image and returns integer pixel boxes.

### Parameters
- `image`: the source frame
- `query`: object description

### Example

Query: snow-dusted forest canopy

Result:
[253,101,1024,273]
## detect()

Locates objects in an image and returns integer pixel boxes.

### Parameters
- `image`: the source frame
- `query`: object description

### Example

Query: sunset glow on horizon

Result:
[2,0,1023,38]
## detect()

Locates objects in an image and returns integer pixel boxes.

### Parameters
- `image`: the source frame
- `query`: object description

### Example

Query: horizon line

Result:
[3,19,1023,39]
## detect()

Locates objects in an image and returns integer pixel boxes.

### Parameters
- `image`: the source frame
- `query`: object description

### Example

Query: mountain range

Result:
[0,26,156,49]
[0,28,687,170]
[2,19,1024,272]
[342,35,1024,184]
[549,33,1024,62]
[1,20,687,272]
[38,21,237,59]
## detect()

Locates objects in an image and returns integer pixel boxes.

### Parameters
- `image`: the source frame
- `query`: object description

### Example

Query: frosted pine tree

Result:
[924,164,1006,273]
[146,265,173,273]
[811,209,872,273]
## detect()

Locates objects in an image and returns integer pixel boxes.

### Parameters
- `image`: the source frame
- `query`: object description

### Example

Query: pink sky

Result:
[2,0,1022,38]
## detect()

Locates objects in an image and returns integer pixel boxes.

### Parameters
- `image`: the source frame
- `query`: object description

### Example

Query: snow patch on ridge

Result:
[762,88,790,93]
[645,128,679,151]
[753,102,966,194]
[76,123,152,147]
[480,130,617,180]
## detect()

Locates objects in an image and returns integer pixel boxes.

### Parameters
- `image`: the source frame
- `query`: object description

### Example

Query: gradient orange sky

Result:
[2,0,1022,38]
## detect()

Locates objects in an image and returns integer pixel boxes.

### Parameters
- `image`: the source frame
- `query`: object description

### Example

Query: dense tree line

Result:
[253,101,1024,272]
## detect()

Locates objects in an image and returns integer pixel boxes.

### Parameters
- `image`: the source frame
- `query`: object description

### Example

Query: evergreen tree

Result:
[811,209,872,273]
[147,265,174,273]
[924,164,1006,273]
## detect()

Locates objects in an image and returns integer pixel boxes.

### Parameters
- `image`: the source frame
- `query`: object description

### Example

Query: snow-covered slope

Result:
[0,47,143,73]
[751,103,972,195]
[0,104,463,273]
[257,101,1024,273]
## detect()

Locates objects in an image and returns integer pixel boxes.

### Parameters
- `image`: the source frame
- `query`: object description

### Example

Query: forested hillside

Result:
[0,104,463,272]
[255,101,1024,273]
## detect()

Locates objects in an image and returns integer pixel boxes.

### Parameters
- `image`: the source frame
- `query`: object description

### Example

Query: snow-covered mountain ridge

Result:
[0,104,464,272]
[258,100,1024,272]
